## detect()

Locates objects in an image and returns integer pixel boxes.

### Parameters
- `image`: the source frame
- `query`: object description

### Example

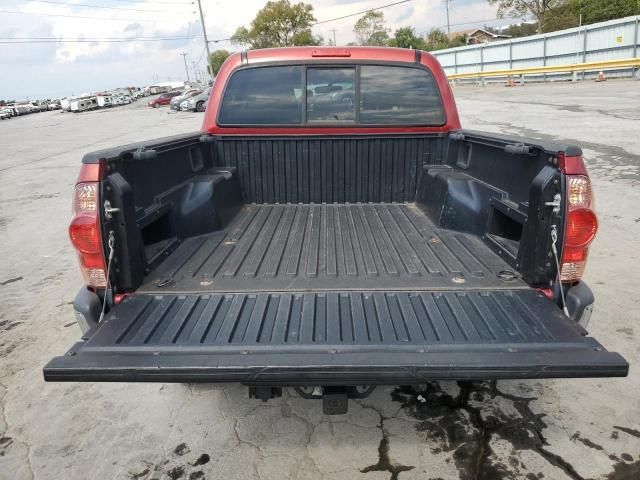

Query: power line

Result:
[2,35,199,40]
[0,36,202,44]
[27,0,175,13]
[418,14,530,35]
[313,0,413,26]
[109,0,193,4]
[0,9,158,21]
[197,46,207,64]
[0,32,236,44]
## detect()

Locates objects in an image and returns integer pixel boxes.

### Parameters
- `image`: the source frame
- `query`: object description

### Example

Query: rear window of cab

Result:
[217,64,446,126]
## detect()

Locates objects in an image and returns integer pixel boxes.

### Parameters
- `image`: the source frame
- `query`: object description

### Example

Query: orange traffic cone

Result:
[595,71,606,82]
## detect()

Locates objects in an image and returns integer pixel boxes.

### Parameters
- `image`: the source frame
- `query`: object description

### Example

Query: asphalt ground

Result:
[1,81,639,480]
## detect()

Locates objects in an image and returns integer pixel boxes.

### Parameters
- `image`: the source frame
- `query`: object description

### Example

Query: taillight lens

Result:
[565,208,598,248]
[69,213,102,254]
[69,180,106,287]
[73,183,98,214]
[560,166,597,283]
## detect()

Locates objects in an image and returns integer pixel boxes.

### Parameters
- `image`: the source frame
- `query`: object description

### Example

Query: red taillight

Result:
[69,170,106,287]
[565,208,598,248]
[69,213,101,254]
[560,159,597,282]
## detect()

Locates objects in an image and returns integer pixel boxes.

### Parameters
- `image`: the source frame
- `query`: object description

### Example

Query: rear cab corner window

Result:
[217,63,446,127]
[218,65,304,125]
[359,65,446,125]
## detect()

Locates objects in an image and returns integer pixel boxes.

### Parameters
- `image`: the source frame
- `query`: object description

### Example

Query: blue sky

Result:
[0,0,516,100]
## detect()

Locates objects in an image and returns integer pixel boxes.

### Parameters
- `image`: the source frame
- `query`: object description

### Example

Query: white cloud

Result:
[0,0,502,100]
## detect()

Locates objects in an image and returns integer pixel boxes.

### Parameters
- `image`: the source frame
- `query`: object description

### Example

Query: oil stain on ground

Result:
[391,381,587,480]
[391,382,640,480]
[129,442,210,480]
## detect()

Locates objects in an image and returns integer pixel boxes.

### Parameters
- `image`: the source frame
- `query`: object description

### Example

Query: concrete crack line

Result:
[281,389,320,476]
[0,380,35,480]
[232,417,265,458]
[357,402,415,480]
[231,418,265,480]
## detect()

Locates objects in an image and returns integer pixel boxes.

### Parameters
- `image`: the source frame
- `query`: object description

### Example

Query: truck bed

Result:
[141,203,524,294]
[45,137,629,384]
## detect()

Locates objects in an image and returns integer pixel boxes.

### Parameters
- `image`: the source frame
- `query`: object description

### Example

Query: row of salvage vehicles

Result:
[1,100,61,119]
[60,87,147,113]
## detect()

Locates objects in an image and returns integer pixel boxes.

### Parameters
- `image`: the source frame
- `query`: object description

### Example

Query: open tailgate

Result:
[44,290,628,383]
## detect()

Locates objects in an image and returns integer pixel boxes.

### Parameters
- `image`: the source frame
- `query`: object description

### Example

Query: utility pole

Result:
[192,61,199,83]
[330,28,337,45]
[196,0,213,79]
[444,0,452,34]
[180,52,190,84]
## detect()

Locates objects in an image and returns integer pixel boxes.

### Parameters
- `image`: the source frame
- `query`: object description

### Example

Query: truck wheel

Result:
[196,102,205,112]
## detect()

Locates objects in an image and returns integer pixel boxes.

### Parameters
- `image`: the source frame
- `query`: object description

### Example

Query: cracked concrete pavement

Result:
[1,81,639,480]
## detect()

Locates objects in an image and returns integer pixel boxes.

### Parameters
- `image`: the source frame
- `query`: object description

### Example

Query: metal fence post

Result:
[582,27,588,80]
[634,17,639,79]
[509,41,513,70]
[634,17,639,58]
[454,50,458,74]
[542,35,547,82]
[480,45,486,86]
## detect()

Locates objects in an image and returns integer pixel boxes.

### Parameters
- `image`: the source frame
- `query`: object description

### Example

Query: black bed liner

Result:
[140,203,524,294]
[44,289,628,383]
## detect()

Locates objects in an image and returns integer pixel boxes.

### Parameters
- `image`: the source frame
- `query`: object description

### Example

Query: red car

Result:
[147,90,182,108]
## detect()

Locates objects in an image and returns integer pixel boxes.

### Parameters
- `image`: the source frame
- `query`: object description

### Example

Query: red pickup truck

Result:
[45,47,627,414]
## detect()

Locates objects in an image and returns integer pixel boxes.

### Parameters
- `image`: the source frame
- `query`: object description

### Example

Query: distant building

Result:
[447,28,511,45]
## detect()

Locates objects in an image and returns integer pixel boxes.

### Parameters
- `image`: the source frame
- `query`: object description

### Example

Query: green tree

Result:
[424,28,451,51]
[231,0,320,49]
[488,0,566,33]
[353,11,390,46]
[387,26,426,49]
[207,49,231,76]
[568,0,640,25]
[540,2,579,31]
[447,35,467,47]
[500,21,539,37]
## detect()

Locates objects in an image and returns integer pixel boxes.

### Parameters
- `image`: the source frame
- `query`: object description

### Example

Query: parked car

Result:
[169,88,201,111]
[0,107,15,118]
[48,101,62,110]
[46,47,628,415]
[148,91,181,108]
[0,110,10,120]
[186,87,211,112]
